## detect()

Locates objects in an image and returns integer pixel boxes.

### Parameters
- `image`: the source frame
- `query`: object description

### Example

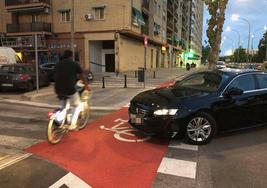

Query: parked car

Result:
[129,69,267,145]
[0,64,49,91]
[0,47,22,66]
[216,61,226,69]
[39,63,56,81]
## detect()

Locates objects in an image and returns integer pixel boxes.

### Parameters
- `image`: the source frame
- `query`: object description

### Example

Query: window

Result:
[175,72,228,92]
[32,14,40,23]
[94,7,105,20]
[158,5,161,16]
[61,10,71,23]
[228,74,256,92]
[256,74,267,89]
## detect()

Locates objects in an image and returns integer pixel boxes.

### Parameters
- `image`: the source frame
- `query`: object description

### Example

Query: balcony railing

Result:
[7,22,52,33]
[141,25,149,35]
[5,0,50,6]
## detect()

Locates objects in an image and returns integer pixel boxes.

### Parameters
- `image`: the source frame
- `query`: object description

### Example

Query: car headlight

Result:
[153,109,178,116]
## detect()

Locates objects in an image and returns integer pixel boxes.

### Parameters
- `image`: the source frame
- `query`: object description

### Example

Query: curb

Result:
[0,114,47,123]
[0,99,121,111]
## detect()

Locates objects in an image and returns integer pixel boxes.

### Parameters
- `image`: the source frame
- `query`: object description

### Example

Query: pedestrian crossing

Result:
[153,140,199,187]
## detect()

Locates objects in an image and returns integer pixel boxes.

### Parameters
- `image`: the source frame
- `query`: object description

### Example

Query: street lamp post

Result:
[226,26,241,63]
[231,14,251,63]
[71,0,75,61]
[223,36,235,52]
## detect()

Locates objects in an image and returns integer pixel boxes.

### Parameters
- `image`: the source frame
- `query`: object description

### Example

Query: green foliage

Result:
[201,45,211,63]
[233,48,247,63]
[204,0,229,68]
[257,31,267,62]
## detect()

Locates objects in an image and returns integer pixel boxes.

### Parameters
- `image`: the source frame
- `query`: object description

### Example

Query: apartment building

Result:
[0,0,170,72]
[188,0,204,65]
[166,0,193,67]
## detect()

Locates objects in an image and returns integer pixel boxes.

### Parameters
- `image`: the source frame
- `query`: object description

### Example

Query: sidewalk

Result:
[0,67,198,110]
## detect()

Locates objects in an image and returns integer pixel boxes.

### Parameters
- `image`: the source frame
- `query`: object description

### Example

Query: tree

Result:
[201,45,211,64]
[257,31,267,62]
[233,48,247,63]
[205,0,229,69]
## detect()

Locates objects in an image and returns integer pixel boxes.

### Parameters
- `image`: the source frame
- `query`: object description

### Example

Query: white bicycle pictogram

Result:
[100,118,151,143]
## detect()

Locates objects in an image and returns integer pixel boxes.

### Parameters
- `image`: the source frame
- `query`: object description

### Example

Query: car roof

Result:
[219,68,262,75]
[1,63,33,67]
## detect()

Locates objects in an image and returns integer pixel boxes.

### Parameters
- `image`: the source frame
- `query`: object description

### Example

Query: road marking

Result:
[0,135,40,149]
[157,157,197,179]
[49,172,92,188]
[0,153,32,170]
[0,154,10,161]
[168,140,198,151]
[100,118,151,142]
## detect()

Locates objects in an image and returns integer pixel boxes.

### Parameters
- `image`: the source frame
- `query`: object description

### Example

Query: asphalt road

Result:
[1,98,267,187]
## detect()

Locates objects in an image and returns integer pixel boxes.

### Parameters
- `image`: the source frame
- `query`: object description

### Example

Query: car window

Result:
[175,72,229,92]
[256,74,267,89]
[228,74,256,92]
[1,66,13,73]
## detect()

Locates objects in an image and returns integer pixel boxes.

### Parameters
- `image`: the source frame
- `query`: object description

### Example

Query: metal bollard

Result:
[153,71,156,79]
[124,74,127,88]
[102,76,105,88]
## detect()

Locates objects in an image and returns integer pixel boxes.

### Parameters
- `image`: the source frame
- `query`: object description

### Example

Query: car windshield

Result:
[217,61,225,65]
[174,72,230,92]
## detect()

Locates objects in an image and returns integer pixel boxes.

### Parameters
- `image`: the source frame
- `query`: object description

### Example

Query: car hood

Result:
[131,87,210,108]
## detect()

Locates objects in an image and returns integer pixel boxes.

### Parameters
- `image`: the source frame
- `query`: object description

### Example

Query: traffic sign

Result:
[144,35,148,48]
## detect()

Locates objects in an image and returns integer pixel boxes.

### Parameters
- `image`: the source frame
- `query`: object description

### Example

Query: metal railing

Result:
[5,0,50,6]
[7,22,51,33]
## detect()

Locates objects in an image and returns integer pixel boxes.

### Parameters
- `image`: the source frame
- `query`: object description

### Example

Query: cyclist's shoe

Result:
[68,124,78,131]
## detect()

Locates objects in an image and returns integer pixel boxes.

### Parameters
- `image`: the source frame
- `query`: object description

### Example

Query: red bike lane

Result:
[27,107,169,188]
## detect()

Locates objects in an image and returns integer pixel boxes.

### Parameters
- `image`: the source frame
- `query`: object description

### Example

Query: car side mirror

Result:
[224,87,244,97]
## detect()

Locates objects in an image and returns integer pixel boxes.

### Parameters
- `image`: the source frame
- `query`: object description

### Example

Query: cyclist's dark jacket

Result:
[54,59,82,96]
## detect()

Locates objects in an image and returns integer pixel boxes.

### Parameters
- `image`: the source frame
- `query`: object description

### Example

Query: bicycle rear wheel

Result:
[47,119,65,144]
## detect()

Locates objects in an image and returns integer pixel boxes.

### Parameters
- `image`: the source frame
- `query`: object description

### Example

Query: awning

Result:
[132,7,145,26]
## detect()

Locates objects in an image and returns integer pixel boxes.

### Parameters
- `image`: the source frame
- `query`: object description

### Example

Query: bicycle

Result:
[47,81,91,144]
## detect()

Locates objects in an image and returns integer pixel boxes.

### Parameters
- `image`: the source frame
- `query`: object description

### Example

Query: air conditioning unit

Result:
[85,13,93,21]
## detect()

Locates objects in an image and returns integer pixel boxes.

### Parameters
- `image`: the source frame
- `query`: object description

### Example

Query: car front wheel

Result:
[185,112,217,145]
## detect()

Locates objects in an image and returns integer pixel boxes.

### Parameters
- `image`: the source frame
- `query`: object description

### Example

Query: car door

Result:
[254,73,267,123]
[215,74,258,131]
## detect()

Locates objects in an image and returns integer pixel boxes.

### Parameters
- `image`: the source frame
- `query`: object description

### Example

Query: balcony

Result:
[7,22,52,34]
[141,25,149,35]
[5,0,51,13]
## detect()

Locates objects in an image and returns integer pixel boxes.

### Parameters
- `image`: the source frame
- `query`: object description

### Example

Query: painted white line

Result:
[49,172,92,188]
[0,153,32,170]
[0,135,41,149]
[168,140,198,151]
[157,157,197,179]
[0,154,10,161]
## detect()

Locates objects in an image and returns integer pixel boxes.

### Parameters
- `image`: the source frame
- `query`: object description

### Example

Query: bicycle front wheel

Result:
[77,107,90,130]
[47,119,64,144]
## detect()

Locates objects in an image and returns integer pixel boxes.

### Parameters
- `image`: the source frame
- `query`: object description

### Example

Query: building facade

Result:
[188,0,204,65]
[0,0,203,72]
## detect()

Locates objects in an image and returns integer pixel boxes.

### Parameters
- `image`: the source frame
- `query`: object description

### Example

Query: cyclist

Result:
[54,49,90,130]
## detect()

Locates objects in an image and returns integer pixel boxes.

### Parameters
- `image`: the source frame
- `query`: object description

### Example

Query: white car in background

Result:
[216,61,226,69]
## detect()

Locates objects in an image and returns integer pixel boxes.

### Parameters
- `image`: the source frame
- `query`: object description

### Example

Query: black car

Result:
[0,64,49,91]
[129,69,267,145]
